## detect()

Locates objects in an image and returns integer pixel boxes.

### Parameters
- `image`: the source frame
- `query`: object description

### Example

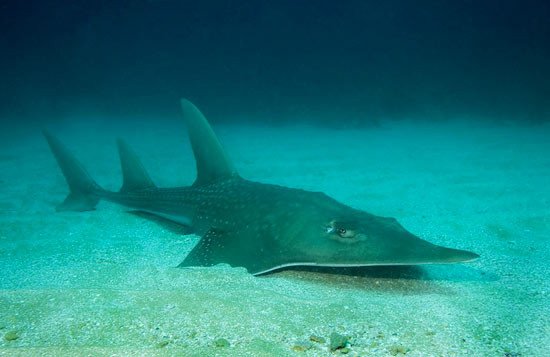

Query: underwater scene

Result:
[1,1,549,356]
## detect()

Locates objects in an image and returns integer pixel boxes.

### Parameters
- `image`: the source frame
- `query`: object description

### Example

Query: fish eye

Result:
[325,220,363,243]
[338,227,356,238]
[336,226,356,238]
[325,221,356,239]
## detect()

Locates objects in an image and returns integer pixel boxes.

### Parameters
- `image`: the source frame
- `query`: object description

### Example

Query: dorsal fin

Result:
[117,139,156,192]
[180,99,238,186]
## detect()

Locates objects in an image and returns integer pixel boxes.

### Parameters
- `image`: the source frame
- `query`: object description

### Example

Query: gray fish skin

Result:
[44,99,479,275]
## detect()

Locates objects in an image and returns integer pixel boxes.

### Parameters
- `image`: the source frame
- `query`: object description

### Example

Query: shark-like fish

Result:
[44,99,478,275]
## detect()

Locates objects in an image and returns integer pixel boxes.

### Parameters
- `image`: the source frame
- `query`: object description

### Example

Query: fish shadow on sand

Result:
[287,264,494,282]
[265,265,496,296]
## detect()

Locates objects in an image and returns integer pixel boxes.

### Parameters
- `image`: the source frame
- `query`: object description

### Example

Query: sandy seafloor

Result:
[0,116,548,356]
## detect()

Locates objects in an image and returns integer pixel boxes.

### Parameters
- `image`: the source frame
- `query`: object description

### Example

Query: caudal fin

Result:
[43,131,102,211]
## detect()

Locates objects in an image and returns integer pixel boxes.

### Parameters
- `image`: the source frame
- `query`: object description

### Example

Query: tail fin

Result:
[116,139,156,192]
[43,131,102,212]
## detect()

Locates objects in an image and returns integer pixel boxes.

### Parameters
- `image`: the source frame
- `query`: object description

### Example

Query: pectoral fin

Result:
[178,228,276,275]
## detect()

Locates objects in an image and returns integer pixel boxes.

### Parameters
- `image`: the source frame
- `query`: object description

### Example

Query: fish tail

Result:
[43,131,103,211]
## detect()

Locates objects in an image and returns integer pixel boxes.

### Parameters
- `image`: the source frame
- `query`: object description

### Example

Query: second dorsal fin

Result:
[180,99,238,186]
[117,139,156,192]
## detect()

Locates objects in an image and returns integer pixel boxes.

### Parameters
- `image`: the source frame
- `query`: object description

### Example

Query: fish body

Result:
[44,99,479,275]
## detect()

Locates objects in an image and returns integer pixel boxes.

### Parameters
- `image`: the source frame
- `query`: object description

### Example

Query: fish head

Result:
[286,206,479,268]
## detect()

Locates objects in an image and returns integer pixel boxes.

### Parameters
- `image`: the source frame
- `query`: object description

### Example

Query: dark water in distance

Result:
[1,0,549,125]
